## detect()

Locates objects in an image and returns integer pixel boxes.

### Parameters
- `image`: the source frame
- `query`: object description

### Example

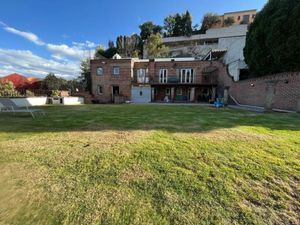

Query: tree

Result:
[244,0,300,76]
[163,11,193,37]
[181,11,193,36]
[200,13,221,31]
[94,46,118,59]
[145,33,169,59]
[164,15,176,37]
[0,81,20,97]
[79,59,91,93]
[224,17,235,26]
[94,46,106,59]
[116,34,142,58]
[139,21,162,41]
[108,40,114,48]
[41,73,66,90]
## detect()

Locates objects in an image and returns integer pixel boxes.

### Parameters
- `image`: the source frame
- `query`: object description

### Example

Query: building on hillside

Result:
[90,58,231,104]
[220,9,257,27]
[155,24,249,81]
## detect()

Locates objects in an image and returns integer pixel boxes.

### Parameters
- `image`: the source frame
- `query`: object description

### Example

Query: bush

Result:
[25,90,35,97]
[51,90,60,97]
[0,81,20,97]
[244,0,300,76]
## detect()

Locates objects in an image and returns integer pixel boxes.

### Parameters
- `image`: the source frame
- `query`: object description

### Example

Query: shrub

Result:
[0,81,20,97]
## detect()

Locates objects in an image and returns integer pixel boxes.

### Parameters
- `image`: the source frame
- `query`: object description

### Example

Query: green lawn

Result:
[0,105,299,225]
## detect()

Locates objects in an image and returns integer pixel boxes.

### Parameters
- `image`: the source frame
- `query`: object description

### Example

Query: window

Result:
[159,69,168,83]
[176,88,182,95]
[113,66,120,75]
[180,69,194,84]
[139,91,143,96]
[165,88,170,95]
[242,15,250,23]
[97,85,103,94]
[96,67,103,76]
[238,16,241,21]
[137,69,146,83]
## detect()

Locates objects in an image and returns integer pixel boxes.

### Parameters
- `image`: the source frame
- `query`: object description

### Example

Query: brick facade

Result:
[91,58,229,103]
[90,59,133,103]
[229,72,300,111]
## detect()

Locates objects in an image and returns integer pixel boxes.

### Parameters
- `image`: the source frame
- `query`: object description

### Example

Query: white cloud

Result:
[47,43,93,60]
[0,48,79,79]
[1,24,45,46]
[0,22,102,79]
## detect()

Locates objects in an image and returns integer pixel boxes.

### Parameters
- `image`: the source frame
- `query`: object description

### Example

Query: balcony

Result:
[132,76,150,84]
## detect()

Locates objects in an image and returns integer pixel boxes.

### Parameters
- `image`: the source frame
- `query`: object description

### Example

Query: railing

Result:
[132,75,218,85]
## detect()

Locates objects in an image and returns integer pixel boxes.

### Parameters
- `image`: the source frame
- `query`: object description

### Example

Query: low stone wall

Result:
[229,72,300,111]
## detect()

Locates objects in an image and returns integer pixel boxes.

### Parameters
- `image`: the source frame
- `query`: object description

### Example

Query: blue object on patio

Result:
[214,98,224,108]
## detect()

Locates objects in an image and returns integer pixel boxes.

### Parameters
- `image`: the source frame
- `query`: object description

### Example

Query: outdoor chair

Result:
[0,98,46,119]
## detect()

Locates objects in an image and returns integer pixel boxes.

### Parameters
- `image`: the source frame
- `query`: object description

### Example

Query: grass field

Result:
[0,105,299,225]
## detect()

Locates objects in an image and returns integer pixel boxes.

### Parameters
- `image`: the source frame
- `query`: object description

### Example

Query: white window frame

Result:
[137,69,146,83]
[159,69,168,83]
[180,69,194,84]
[113,66,120,75]
[96,67,103,76]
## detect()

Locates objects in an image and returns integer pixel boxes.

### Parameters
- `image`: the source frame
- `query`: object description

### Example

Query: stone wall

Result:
[229,72,300,111]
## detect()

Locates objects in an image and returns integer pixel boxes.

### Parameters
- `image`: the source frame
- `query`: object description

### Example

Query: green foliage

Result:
[164,11,193,37]
[145,33,169,59]
[139,21,162,41]
[94,46,118,59]
[0,81,20,97]
[200,13,221,31]
[94,46,106,59]
[25,90,35,97]
[244,0,300,76]
[224,17,235,26]
[41,73,80,92]
[51,90,60,97]
[41,73,66,90]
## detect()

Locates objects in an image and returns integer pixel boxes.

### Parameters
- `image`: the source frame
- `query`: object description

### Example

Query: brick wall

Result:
[91,59,133,103]
[229,72,300,111]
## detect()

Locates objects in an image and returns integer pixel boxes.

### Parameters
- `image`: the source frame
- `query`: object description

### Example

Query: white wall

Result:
[10,97,47,107]
[219,36,247,81]
[62,97,84,105]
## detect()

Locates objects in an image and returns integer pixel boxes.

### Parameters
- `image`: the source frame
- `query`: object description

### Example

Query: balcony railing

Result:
[133,74,218,85]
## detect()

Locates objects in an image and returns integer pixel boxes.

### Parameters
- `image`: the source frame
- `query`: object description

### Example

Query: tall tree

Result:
[200,13,221,31]
[163,11,193,37]
[79,59,92,93]
[182,11,193,36]
[139,21,162,41]
[145,33,169,59]
[244,0,300,76]
[164,15,176,37]
[108,40,114,48]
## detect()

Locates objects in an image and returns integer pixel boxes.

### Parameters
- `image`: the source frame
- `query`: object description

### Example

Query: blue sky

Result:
[0,0,267,79]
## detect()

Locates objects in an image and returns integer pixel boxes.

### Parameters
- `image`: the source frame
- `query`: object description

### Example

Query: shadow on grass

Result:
[0,104,299,134]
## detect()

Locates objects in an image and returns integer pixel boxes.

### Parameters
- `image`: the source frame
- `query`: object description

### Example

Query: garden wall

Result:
[229,72,300,111]
[10,97,47,107]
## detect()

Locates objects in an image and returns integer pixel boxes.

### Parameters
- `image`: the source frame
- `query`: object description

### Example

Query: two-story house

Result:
[90,57,230,104]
